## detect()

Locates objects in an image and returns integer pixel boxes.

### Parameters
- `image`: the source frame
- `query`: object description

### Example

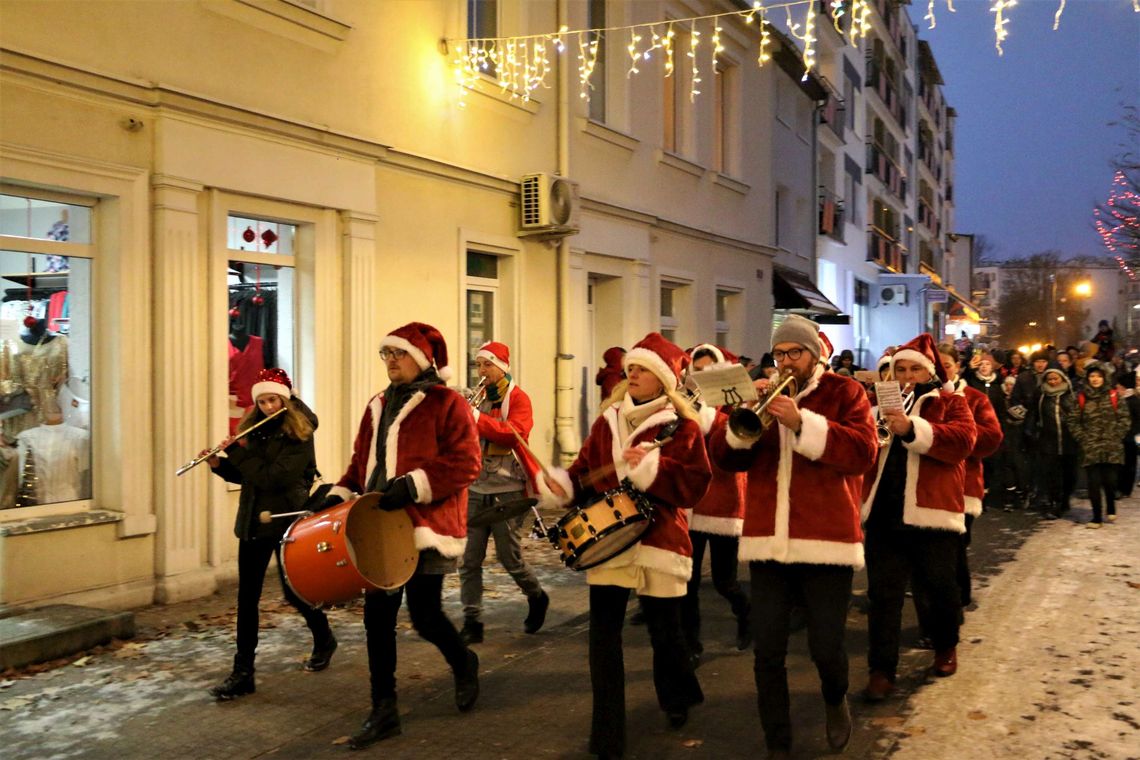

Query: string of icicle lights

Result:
[450,0,1140,105]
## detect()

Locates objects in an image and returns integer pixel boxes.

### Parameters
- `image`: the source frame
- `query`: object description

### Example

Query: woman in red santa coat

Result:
[538,332,711,760]
[679,344,751,660]
[861,333,976,702]
[709,315,877,758]
[322,322,482,750]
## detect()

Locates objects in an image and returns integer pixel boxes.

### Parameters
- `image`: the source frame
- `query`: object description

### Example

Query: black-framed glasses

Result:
[771,348,804,362]
[379,348,408,361]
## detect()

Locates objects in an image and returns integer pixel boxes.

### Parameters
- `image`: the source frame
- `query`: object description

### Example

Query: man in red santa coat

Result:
[458,341,549,644]
[709,314,877,758]
[538,332,711,759]
[679,344,751,661]
[323,322,482,750]
[861,333,976,702]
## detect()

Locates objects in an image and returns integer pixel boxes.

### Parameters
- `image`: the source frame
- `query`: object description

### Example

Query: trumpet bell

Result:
[726,369,798,442]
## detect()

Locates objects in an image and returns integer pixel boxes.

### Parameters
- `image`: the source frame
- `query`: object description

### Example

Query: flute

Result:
[175,407,286,476]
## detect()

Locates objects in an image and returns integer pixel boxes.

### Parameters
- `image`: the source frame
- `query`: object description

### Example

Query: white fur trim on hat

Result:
[891,349,937,378]
[251,381,291,401]
[475,347,510,373]
[380,335,431,371]
[690,343,726,364]
[624,347,680,391]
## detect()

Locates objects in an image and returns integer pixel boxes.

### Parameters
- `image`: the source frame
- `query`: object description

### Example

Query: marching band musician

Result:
[708,315,877,759]
[861,333,976,702]
[204,368,336,701]
[458,341,550,645]
[322,322,482,750]
[680,344,751,662]
[938,344,1002,612]
[538,332,711,760]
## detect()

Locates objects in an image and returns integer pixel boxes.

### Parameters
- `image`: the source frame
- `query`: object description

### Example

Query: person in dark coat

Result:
[1066,363,1131,527]
[1092,320,1115,361]
[1116,371,1140,497]
[1028,368,1078,517]
[596,346,627,400]
[205,368,335,701]
[995,375,1030,510]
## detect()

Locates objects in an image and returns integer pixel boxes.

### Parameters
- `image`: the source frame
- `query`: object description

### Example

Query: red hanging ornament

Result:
[250,263,265,305]
[251,294,265,306]
[260,228,278,249]
[242,226,256,244]
[23,315,38,329]
[228,307,241,318]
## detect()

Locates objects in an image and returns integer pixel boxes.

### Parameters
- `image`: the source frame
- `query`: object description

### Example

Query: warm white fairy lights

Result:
[448,0,1134,105]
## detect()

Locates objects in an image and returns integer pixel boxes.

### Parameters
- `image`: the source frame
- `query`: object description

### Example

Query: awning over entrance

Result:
[946,290,981,322]
[772,266,845,322]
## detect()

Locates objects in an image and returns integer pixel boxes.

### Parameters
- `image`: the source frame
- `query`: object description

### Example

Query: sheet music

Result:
[874,381,904,413]
[691,364,759,406]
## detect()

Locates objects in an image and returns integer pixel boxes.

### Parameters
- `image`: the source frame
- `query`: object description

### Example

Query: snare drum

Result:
[280,493,419,607]
[549,487,652,570]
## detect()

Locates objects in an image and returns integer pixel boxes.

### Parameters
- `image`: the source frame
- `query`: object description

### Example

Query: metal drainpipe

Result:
[554,0,579,465]
[812,99,822,283]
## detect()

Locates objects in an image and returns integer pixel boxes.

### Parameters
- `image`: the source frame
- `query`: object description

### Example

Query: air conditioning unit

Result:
[519,173,580,236]
[879,284,908,306]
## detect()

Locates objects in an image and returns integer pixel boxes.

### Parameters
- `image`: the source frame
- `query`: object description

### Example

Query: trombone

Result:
[175,407,286,476]
[727,368,799,442]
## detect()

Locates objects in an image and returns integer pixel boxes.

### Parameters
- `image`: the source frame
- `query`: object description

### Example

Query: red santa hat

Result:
[877,347,895,372]
[624,332,690,391]
[380,322,453,381]
[818,331,835,364]
[475,341,510,373]
[251,367,292,401]
[890,333,947,384]
[688,343,740,365]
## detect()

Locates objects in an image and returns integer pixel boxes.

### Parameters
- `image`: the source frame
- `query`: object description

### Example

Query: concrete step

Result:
[0,604,135,670]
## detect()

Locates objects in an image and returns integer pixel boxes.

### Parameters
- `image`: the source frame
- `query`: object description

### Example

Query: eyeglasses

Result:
[379,348,408,361]
[771,348,804,362]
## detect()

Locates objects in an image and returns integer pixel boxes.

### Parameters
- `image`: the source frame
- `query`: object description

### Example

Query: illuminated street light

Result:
[1018,344,1031,355]
[1057,316,1065,322]
[1030,343,1042,353]
[1074,281,1092,297]
[1028,321,1038,327]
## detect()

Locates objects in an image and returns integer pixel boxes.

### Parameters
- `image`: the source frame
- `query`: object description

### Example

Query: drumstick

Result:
[579,435,676,489]
[510,428,553,480]
[259,509,312,524]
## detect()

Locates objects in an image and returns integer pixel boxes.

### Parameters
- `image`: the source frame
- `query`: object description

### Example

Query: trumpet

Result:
[176,407,287,476]
[727,368,799,442]
[466,376,489,408]
[875,383,916,446]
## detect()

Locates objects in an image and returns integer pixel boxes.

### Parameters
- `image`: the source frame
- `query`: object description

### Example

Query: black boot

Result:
[454,649,480,712]
[735,610,752,651]
[305,632,338,672]
[209,668,255,701]
[349,698,401,750]
[524,590,550,634]
[459,618,484,645]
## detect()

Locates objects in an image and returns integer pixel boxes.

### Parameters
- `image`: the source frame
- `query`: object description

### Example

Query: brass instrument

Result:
[727,368,799,442]
[875,383,915,446]
[175,407,287,476]
[466,377,489,408]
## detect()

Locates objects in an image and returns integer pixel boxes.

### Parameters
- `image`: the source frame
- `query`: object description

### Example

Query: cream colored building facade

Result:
[0,0,793,609]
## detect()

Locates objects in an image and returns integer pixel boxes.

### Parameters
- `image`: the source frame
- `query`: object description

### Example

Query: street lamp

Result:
[1074,281,1092,297]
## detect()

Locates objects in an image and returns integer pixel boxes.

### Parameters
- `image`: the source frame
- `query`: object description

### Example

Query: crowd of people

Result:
[194,317,1133,759]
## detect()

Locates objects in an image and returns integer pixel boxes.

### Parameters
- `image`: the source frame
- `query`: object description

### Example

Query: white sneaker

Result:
[1106,514,1117,523]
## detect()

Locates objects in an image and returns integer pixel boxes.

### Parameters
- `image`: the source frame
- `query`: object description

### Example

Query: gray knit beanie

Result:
[771,315,821,360]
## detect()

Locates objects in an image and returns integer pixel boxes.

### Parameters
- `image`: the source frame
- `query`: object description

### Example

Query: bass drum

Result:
[280,493,419,607]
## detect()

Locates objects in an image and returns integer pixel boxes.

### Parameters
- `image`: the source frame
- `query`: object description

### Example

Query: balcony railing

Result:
[866,59,908,128]
[818,187,846,242]
[868,225,907,273]
[818,76,845,138]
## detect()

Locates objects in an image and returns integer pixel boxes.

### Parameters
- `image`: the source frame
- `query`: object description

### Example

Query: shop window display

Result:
[0,193,92,508]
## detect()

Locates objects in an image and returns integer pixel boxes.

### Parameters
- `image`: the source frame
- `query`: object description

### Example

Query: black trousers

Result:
[588,585,703,756]
[363,573,468,705]
[750,561,853,753]
[235,536,331,671]
[680,531,749,650]
[866,527,960,679]
[1086,463,1119,523]
[1119,436,1137,497]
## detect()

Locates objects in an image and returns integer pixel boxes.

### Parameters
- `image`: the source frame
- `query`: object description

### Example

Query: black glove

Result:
[377,476,415,511]
[320,494,344,510]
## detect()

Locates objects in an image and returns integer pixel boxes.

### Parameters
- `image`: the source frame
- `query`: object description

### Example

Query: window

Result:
[0,192,94,509]
[663,26,693,156]
[660,283,678,343]
[715,288,739,348]
[844,77,855,131]
[466,251,499,389]
[588,0,607,123]
[226,214,299,433]
[713,64,738,175]
[467,0,498,76]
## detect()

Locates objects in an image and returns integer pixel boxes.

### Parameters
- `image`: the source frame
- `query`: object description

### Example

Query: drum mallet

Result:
[259,510,313,524]
[509,429,552,538]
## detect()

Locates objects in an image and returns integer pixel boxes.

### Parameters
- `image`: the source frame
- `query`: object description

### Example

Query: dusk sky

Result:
[913,0,1140,262]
